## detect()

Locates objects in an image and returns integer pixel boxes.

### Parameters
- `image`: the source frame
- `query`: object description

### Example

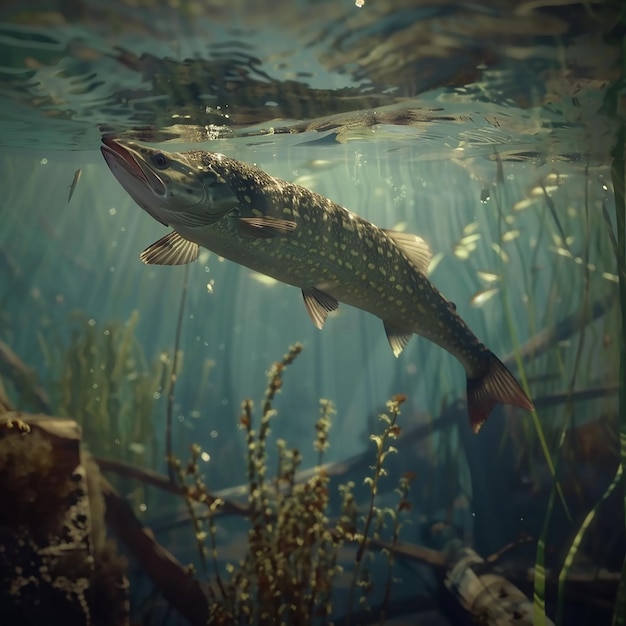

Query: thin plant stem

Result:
[167,264,190,483]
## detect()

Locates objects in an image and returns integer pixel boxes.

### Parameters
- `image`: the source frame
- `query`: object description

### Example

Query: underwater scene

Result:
[1,1,625,625]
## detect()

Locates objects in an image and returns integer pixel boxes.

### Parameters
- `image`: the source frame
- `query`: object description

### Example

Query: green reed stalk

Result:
[611,121,626,626]
[166,264,190,483]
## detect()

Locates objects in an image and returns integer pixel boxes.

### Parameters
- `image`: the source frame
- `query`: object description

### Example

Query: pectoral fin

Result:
[382,230,432,275]
[383,320,413,357]
[302,287,339,329]
[237,216,297,238]
[140,231,199,265]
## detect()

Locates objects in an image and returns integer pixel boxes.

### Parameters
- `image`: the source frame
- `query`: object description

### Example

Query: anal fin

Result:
[383,320,413,357]
[140,231,199,265]
[302,287,339,329]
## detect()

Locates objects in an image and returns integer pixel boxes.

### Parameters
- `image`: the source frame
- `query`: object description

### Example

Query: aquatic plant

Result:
[37,309,178,514]
[45,309,172,470]
[170,344,413,625]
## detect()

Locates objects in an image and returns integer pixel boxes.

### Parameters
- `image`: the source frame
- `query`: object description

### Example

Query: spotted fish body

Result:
[101,137,534,432]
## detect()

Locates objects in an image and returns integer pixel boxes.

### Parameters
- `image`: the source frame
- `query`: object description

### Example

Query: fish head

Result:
[101,137,238,227]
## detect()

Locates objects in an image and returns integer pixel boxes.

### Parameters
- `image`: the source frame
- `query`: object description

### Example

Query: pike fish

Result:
[101,137,534,432]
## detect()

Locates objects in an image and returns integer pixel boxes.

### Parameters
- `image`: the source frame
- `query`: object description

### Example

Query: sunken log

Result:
[443,538,556,626]
[0,413,129,626]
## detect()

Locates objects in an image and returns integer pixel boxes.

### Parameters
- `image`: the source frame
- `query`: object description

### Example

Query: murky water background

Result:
[0,1,624,625]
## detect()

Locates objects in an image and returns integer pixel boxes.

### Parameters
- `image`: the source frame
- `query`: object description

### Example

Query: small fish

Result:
[491,243,510,264]
[470,287,499,307]
[476,270,501,283]
[501,229,520,243]
[101,137,535,432]
[68,168,82,203]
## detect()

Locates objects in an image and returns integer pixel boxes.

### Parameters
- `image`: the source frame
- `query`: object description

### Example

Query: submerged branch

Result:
[0,339,50,413]
[0,375,14,414]
[503,291,615,368]
[101,475,210,626]
[95,456,250,517]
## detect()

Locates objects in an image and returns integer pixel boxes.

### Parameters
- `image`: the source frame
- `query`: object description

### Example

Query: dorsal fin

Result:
[382,230,432,275]
[302,287,339,329]
[140,231,199,265]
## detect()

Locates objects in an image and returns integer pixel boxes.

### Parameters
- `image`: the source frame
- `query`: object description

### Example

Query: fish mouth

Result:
[101,136,167,197]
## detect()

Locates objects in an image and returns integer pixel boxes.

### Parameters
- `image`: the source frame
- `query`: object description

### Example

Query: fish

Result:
[68,168,82,203]
[470,287,499,308]
[101,137,535,433]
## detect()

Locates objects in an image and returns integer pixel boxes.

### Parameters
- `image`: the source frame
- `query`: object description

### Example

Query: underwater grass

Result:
[41,309,175,511]
[487,173,584,626]
[603,17,626,624]
[555,462,623,626]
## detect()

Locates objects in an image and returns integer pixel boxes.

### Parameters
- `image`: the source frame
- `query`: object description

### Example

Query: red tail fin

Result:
[466,353,535,434]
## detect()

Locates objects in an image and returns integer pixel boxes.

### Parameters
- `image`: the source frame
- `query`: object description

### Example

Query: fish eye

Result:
[151,152,168,169]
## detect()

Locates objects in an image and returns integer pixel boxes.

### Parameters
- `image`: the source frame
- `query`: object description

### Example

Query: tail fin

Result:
[466,353,535,434]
